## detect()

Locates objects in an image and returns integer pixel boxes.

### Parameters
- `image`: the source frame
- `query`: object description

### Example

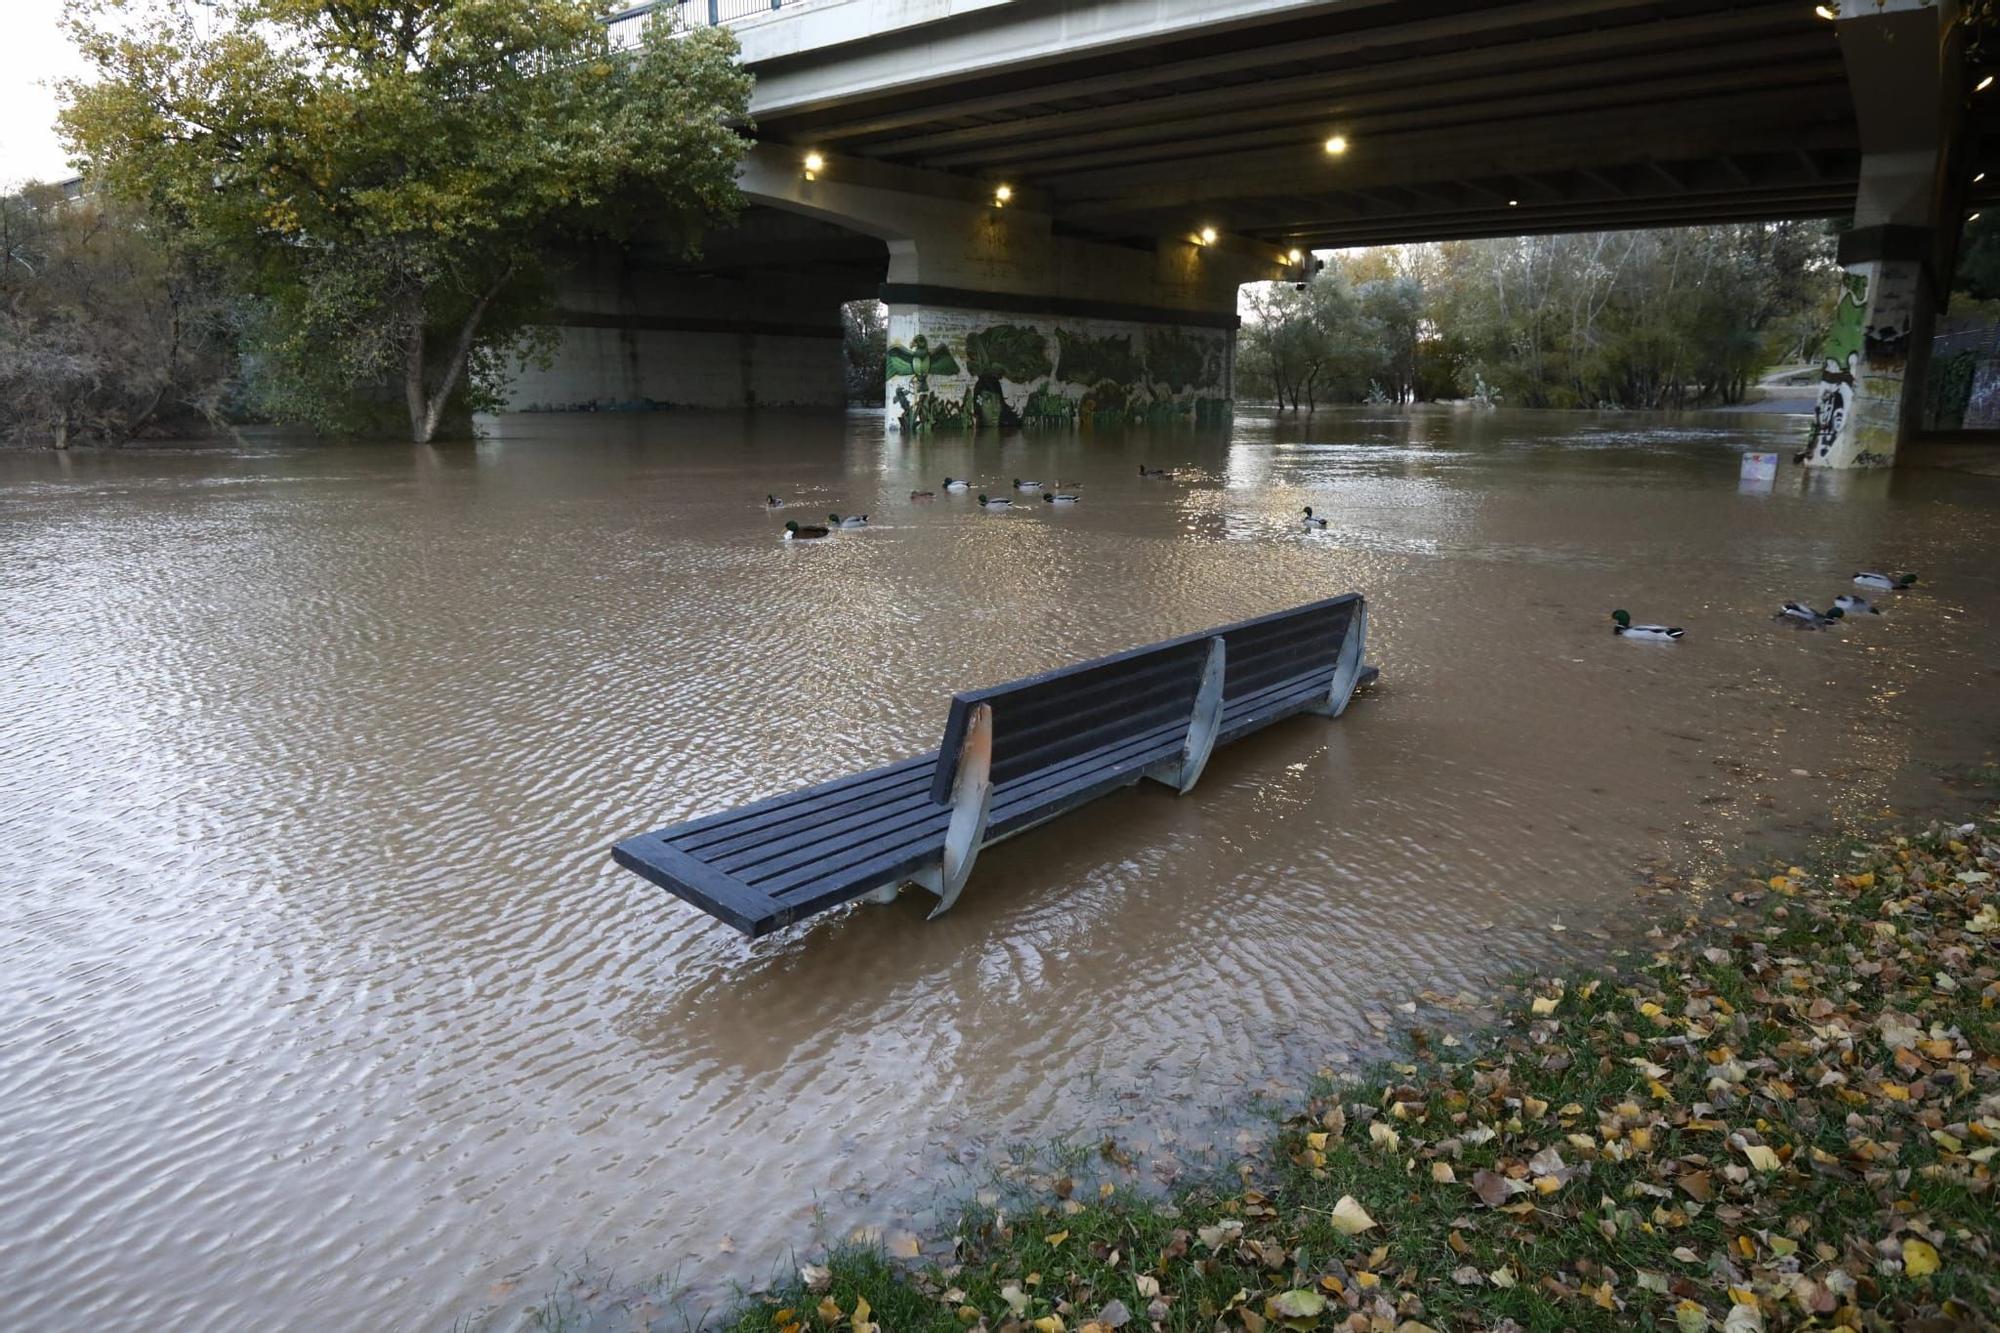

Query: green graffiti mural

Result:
[1144,327,1208,393]
[887,333,972,435]
[963,324,1052,382]
[1807,271,1869,462]
[887,313,1231,434]
[885,333,960,381]
[1055,329,1140,385]
[1021,384,1078,426]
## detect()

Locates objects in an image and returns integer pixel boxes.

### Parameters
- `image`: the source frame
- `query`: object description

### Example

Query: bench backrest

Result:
[928,594,1364,802]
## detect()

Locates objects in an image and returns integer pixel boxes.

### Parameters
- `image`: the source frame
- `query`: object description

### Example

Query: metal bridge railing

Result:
[609,0,785,33]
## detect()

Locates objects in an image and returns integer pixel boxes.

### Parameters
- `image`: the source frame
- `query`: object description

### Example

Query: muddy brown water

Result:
[4,408,1999,1331]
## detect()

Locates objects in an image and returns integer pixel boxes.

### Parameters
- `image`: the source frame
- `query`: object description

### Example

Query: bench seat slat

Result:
[688,767,937,862]
[755,718,1190,897]
[667,753,939,850]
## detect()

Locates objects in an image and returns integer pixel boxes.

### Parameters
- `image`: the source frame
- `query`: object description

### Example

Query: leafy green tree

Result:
[60,0,753,442]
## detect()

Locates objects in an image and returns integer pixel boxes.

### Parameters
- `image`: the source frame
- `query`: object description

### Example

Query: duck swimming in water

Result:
[765,494,784,507]
[1832,593,1880,615]
[829,513,869,529]
[910,490,936,500]
[784,521,830,540]
[1013,478,1044,491]
[1043,493,1079,505]
[1777,602,1844,629]
[1301,507,1327,529]
[1139,464,1167,478]
[976,494,1013,509]
[942,477,970,492]
[1853,571,1917,591]
[1611,610,1683,642]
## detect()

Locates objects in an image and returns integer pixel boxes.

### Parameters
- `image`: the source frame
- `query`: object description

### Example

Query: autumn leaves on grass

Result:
[737,814,1999,1332]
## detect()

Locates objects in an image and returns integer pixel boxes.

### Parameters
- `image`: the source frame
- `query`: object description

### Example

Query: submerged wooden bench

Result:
[611,593,1378,937]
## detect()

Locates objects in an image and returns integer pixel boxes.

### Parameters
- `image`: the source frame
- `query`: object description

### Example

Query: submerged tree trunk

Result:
[404,269,511,444]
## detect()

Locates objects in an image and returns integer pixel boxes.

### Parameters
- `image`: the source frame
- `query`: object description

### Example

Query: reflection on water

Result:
[3,408,1999,1331]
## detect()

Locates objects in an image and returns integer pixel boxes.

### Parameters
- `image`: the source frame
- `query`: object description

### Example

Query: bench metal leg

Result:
[1306,599,1370,718]
[903,702,993,919]
[1144,636,1225,794]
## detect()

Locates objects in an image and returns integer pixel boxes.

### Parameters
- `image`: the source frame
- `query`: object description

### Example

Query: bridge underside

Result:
[547,0,1989,463]
[747,0,1866,253]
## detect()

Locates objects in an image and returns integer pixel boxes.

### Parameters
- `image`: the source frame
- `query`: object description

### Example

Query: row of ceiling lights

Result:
[800,130,1523,261]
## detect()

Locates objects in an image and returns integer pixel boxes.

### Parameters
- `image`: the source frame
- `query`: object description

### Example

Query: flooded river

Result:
[4,408,1999,1331]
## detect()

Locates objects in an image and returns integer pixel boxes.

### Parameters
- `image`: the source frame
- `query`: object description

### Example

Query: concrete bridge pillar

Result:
[515,146,1298,421]
[739,145,1296,432]
[1807,0,1961,468]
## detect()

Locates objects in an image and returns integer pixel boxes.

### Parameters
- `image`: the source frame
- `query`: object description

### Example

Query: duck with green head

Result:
[784,521,830,541]
[829,513,869,528]
[1611,610,1683,641]
[1853,571,1917,591]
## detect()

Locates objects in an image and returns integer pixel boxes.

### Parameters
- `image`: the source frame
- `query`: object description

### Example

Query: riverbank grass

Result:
[730,814,1999,1332]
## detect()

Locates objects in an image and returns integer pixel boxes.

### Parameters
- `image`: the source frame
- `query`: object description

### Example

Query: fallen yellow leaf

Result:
[1328,1194,1377,1235]
[1903,1237,1940,1277]
[1739,1143,1781,1172]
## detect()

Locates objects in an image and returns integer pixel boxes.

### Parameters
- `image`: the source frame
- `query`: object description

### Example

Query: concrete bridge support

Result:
[1807,0,1961,469]
[512,145,1298,424]
[737,145,1296,431]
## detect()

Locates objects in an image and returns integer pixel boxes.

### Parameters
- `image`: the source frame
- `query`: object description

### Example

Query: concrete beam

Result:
[792,0,1662,141]
[746,0,1394,119]
[862,15,1822,161]
[958,60,1842,182]
[735,142,1292,312]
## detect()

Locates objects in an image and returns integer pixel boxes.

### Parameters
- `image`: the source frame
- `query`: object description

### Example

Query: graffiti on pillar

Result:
[1807,272,1867,463]
[886,306,1233,434]
[1806,262,1926,469]
[1862,265,1918,371]
[963,324,1051,428]
[886,334,967,434]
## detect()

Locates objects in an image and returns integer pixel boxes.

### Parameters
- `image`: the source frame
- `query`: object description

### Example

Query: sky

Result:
[0,0,91,187]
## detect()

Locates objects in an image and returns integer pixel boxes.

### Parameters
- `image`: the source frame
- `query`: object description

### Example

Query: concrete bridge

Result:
[512,0,1989,467]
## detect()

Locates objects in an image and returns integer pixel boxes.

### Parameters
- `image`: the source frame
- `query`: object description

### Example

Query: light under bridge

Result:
[513,0,1993,466]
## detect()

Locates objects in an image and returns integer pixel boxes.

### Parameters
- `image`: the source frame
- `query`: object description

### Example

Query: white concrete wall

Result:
[504,324,845,410]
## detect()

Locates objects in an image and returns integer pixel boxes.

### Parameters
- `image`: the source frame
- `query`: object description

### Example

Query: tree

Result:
[841,299,886,404]
[61,0,753,442]
[0,184,236,446]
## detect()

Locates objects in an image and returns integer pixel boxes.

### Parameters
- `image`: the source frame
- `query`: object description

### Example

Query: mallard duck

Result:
[765,494,784,507]
[910,490,936,500]
[1853,571,1917,591]
[1832,594,1880,615]
[1301,507,1327,529]
[976,494,1013,508]
[784,521,830,540]
[829,513,868,529]
[1138,464,1167,478]
[1043,493,1079,504]
[942,477,970,491]
[1611,609,1683,641]
[1776,602,1844,628]
[1013,478,1044,491]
